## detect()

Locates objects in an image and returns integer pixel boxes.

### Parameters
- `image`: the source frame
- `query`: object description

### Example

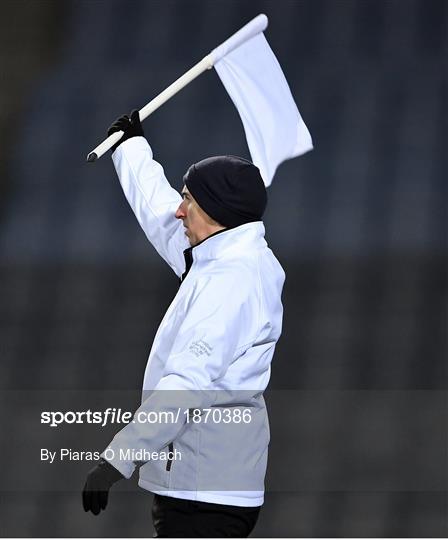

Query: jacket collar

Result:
[189,221,267,262]
[179,222,267,283]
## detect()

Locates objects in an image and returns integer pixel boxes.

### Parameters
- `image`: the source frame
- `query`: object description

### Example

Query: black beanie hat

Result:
[183,155,267,228]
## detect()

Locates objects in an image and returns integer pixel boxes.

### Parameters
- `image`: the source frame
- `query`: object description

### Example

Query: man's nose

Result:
[175,203,185,219]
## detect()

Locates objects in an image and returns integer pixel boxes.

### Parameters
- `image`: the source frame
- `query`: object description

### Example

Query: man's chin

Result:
[185,230,196,247]
[189,238,199,247]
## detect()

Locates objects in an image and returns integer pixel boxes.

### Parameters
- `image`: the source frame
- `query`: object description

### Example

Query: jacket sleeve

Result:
[102,272,259,478]
[112,136,190,277]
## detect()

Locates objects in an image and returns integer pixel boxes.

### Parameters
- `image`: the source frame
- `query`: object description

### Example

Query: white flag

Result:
[212,32,313,186]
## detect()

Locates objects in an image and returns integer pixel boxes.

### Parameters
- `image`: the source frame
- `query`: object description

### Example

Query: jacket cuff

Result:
[111,136,152,162]
[101,443,137,479]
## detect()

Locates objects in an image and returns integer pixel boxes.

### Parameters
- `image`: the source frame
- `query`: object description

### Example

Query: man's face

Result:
[175,186,218,246]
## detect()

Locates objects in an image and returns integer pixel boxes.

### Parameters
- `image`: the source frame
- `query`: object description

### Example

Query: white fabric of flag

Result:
[212,32,313,186]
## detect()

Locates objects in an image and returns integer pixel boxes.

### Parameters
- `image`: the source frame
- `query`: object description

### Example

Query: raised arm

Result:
[109,111,189,277]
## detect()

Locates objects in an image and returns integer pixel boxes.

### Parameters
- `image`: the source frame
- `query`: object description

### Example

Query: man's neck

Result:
[191,226,227,247]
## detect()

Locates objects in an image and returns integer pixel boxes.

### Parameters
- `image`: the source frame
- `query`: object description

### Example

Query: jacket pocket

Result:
[166,442,174,471]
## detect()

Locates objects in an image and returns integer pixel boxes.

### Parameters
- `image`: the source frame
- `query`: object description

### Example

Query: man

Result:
[83,111,285,537]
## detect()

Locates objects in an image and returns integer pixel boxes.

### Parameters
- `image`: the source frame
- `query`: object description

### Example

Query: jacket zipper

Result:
[179,247,193,285]
[166,442,174,471]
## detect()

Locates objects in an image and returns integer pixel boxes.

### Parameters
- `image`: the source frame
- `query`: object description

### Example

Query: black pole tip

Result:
[86,152,97,163]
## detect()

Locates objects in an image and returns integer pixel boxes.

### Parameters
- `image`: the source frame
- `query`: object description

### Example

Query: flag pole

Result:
[86,14,268,163]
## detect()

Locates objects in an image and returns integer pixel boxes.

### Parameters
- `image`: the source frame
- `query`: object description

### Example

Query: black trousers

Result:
[151,494,261,537]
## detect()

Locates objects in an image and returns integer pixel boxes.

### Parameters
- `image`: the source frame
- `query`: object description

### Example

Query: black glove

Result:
[107,109,144,152]
[82,458,124,515]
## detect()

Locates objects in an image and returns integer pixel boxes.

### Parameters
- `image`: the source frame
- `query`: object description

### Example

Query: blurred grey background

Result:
[0,0,446,536]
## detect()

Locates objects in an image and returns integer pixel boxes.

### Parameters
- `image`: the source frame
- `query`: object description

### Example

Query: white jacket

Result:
[103,137,285,507]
